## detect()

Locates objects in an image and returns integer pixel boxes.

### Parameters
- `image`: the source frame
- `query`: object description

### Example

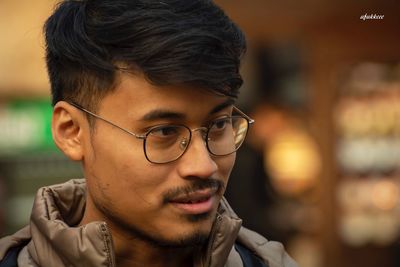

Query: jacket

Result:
[0,179,297,267]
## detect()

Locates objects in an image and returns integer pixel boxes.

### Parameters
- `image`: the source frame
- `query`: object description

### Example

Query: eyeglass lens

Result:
[144,116,249,163]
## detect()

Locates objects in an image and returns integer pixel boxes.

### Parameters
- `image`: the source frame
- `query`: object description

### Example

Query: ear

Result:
[52,101,85,161]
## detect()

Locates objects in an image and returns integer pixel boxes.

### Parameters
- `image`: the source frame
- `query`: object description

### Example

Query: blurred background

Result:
[0,1,400,267]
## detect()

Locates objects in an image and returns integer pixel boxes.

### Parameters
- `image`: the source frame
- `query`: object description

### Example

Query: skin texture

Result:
[52,72,236,267]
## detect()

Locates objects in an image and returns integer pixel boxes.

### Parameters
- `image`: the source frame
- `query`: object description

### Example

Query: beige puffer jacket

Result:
[0,179,297,267]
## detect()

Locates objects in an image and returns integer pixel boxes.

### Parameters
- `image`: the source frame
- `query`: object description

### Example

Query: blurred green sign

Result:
[0,99,56,154]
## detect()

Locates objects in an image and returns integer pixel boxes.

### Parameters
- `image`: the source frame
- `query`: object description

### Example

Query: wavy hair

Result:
[44,0,246,111]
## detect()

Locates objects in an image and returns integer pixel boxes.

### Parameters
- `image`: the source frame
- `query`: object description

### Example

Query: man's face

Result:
[81,73,236,247]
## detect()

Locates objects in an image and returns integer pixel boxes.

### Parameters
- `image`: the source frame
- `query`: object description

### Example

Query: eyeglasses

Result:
[69,102,254,164]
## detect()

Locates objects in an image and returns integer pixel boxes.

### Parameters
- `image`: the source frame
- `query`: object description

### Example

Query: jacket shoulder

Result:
[234,241,268,267]
[0,226,31,265]
[0,245,25,267]
[236,227,298,267]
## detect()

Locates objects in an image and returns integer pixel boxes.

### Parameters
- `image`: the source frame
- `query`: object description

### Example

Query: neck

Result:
[79,201,198,267]
[114,234,195,267]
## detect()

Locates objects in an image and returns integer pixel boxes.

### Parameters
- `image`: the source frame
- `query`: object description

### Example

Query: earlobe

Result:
[52,101,84,161]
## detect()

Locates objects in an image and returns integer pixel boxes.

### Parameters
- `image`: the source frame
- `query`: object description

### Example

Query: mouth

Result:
[169,189,218,214]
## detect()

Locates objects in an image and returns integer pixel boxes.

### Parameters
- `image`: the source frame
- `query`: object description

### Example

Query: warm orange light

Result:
[265,129,321,196]
[371,180,399,211]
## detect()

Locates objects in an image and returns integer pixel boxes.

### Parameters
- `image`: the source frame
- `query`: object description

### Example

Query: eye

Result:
[211,117,231,132]
[149,125,180,138]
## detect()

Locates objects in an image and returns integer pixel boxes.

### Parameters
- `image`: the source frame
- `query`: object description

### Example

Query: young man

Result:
[0,1,297,266]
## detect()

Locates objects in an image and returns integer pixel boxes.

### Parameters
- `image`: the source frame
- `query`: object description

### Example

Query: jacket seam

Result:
[99,223,114,267]
[41,188,51,220]
[205,213,223,267]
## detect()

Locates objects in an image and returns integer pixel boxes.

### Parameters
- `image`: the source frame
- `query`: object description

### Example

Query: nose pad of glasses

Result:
[179,137,189,151]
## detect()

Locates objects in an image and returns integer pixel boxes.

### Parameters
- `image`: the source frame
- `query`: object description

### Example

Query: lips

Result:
[170,189,215,203]
[169,189,218,214]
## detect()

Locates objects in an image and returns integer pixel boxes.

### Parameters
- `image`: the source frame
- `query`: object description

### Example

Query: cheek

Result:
[106,160,168,206]
[217,153,236,183]
[87,130,145,180]
[88,157,174,219]
[118,163,165,200]
[85,133,170,205]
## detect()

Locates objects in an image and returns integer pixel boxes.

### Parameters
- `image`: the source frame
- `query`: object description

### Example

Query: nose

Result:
[176,130,218,179]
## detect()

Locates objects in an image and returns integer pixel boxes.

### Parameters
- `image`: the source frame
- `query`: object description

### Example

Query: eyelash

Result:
[141,114,231,133]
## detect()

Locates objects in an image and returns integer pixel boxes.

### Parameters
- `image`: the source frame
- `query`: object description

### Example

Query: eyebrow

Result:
[139,98,235,122]
[210,98,235,114]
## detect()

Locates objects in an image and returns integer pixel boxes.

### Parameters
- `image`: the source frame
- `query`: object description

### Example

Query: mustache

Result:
[162,178,225,204]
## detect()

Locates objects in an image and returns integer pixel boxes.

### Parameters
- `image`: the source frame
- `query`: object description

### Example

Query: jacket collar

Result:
[26,179,242,267]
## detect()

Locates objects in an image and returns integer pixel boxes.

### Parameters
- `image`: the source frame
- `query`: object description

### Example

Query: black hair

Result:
[44,0,246,111]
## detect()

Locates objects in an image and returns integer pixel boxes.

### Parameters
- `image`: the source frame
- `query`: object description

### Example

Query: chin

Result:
[160,230,210,248]
[107,209,216,248]
[159,211,214,247]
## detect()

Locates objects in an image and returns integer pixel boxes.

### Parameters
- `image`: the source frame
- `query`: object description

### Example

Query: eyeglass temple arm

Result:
[233,106,255,124]
[69,102,253,130]
[68,102,146,139]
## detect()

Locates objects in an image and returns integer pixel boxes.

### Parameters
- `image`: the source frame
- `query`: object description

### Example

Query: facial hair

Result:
[93,177,225,248]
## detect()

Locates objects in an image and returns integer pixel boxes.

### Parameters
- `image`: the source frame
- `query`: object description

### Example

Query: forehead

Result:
[99,72,234,118]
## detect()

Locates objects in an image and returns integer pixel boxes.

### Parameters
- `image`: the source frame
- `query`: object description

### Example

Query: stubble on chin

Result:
[95,200,217,249]
[91,177,223,249]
